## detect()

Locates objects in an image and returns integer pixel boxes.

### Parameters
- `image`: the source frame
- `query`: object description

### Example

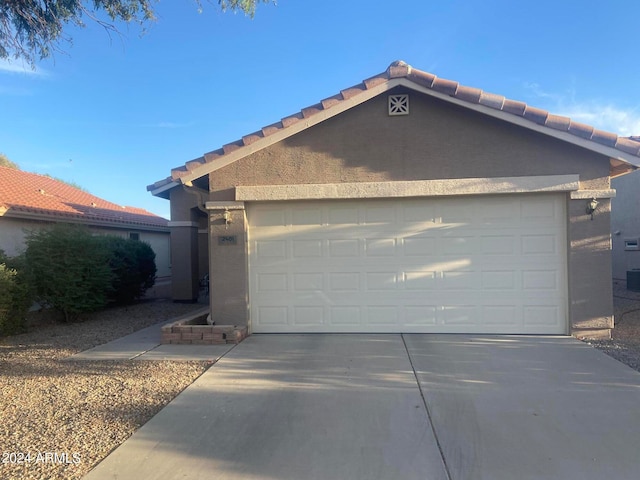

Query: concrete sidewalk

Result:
[68,312,234,362]
[82,334,640,480]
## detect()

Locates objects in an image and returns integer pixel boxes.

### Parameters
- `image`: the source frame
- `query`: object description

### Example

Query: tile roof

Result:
[149,61,640,193]
[0,166,168,229]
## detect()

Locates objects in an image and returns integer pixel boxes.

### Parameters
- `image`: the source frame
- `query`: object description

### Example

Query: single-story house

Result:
[148,61,640,339]
[0,166,172,297]
[611,136,640,284]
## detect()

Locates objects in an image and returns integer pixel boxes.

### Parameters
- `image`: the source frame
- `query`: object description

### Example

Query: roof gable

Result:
[0,166,167,229]
[149,61,640,196]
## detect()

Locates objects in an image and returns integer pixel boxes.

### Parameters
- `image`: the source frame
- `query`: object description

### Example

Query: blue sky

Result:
[1,0,639,219]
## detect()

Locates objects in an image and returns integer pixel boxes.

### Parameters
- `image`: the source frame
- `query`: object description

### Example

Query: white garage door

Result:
[247,194,567,334]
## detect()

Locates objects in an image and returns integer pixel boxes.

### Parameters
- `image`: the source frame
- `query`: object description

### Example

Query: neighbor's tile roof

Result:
[149,61,640,192]
[0,166,168,228]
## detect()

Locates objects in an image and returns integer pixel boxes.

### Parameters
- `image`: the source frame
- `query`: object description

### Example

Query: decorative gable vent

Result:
[388,94,409,116]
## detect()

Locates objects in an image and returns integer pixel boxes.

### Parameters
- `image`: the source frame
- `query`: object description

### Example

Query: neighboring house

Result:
[611,136,640,282]
[148,61,640,339]
[0,166,172,297]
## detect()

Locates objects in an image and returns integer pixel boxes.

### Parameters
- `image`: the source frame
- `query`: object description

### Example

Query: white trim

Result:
[168,221,199,228]
[236,175,580,202]
[177,79,406,183]
[149,180,180,197]
[205,201,246,211]
[570,190,616,199]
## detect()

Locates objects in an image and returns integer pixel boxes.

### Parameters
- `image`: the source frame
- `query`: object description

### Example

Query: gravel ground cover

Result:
[0,300,211,480]
[587,280,640,372]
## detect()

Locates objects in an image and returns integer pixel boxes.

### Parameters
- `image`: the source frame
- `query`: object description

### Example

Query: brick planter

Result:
[160,312,248,345]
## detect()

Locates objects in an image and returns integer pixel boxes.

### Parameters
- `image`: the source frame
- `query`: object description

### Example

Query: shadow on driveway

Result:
[84,334,640,480]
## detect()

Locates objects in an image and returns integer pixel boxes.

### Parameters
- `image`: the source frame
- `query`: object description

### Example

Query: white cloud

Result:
[559,104,640,137]
[0,59,49,76]
[523,82,640,137]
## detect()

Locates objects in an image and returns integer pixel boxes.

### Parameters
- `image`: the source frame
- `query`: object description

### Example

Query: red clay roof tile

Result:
[388,61,411,78]
[363,74,388,89]
[186,158,206,171]
[617,137,640,155]
[567,121,595,139]
[591,129,618,147]
[431,77,458,96]
[523,106,549,125]
[301,103,324,118]
[340,84,367,100]
[478,91,505,110]
[203,149,225,162]
[1,166,167,228]
[149,61,640,192]
[502,98,527,116]
[281,112,304,128]
[320,94,343,110]
[408,70,436,88]
[222,140,244,155]
[455,85,482,103]
[545,114,571,132]
[242,131,264,145]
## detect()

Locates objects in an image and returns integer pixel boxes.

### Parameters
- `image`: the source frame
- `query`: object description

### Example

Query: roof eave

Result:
[155,74,640,187]
[149,180,181,198]
[1,208,169,232]
[171,78,407,185]
[396,79,640,171]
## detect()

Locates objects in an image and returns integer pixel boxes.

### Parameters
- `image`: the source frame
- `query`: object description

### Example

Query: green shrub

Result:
[99,236,156,304]
[24,224,113,322]
[0,258,32,336]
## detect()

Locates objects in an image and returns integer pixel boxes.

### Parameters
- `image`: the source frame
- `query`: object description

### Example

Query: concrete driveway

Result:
[84,334,640,480]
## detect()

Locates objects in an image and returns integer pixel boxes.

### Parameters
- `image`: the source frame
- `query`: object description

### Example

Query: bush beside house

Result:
[24,225,114,322]
[100,235,157,304]
[0,251,32,336]
[0,224,158,332]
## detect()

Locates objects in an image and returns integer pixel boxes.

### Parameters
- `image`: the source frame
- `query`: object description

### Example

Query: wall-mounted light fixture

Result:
[223,209,232,229]
[586,198,598,220]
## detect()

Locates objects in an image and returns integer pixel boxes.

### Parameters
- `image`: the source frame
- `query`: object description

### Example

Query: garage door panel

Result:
[481,306,519,326]
[481,270,516,289]
[480,236,516,255]
[403,306,438,326]
[256,306,288,326]
[248,196,567,333]
[330,306,361,326]
[403,271,437,290]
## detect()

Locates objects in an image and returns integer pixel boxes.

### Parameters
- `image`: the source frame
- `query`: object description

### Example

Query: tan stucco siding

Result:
[567,198,614,333]
[209,89,610,197]
[199,88,614,337]
[208,208,249,324]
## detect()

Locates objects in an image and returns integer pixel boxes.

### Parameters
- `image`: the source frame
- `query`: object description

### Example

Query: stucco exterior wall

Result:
[200,89,614,337]
[568,198,614,337]
[209,89,610,199]
[611,170,640,280]
[207,206,248,324]
[0,217,37,257]
[168,187,208,302]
